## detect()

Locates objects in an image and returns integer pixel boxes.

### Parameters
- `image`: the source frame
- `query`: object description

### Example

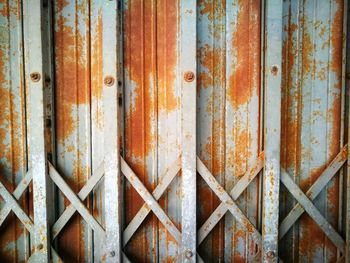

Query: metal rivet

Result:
[110,251,115,257]
[185,250,193,259]
[184,71,195,82]
[30,72,41,82]
[266,250,275,259]
[271,65,279,75]
[37,243,44,250]
[104,76,115,86]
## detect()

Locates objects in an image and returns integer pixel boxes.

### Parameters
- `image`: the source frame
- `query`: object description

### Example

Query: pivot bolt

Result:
[37,243,44,250]
[104,76,115,86]
[185,249,193,259]
[184,71,195,82]
[30,72,41,82]
[266,250,275,259]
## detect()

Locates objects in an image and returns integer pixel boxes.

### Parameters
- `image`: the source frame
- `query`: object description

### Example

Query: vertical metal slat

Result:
[24,0,51,261]
[262,0,283,262]
[180,0,197,262]
[103,0,122,261]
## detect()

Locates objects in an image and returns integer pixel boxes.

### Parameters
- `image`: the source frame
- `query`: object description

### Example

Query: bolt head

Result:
[184,71,195,82]
[104,76,115,86]
[30,72,41,82]
[266,250,275,259]
[185,249,193,259]
[37,243,44,250]
[270,65,279,75]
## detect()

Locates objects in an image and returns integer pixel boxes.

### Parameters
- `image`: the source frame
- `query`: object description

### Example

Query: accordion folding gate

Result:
[0,0,350,262]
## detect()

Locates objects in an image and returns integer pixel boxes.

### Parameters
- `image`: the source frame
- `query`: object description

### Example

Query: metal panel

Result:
[0,0,349,262]
[197,1,262,261]
[280,0,347,262]
[122,0,182,261]
[0,1,28,261]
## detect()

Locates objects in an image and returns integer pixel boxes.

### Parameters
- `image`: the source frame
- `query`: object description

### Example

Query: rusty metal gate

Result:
[0,0,350,262]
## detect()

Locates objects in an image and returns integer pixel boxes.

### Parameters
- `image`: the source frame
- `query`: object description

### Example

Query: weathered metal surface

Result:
[122,0,182,261]
[0,0,350,262]
[197,0,262,261]
[0,0,28,261]
[280,0,347,262]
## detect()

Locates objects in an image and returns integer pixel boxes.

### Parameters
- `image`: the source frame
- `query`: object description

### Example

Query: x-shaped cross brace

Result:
[197,153,291,262]
[197,154,263,247]
[49,162,134,262]
[197,153,264,245]
[0,170,33,232]
[279,145,348,254]
[121,157,205,262]
[0,169,64,262]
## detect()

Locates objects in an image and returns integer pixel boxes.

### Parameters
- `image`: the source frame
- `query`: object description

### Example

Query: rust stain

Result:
[301,20,314,79]
[91,11,104,129]
[197,44,224,92]
[0,2,27,260]
[330,0,343,83]
[227,127,253,178]
[198,0,225,21]
[197,0,225,39]
[281,5,301,171]
[54,0,92,261]
[227,0,260,109]
[124,0,155,164]
[233,229,245,262]
[157,0,178,113]
[124,0,180,260]
[0,1,8,17]
[55,0,91,145]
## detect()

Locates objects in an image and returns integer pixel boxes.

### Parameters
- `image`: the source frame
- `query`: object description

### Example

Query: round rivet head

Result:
[110,251,115,257]
[104,76,115,86]
[271,65,279,75]
[184,71,195,82]
[185,250,193,259]
[30,72,41,82]
[266,250,275,259]
[37,243,44,250]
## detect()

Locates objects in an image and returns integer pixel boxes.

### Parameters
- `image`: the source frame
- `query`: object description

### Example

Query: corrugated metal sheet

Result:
[0,0,349,262]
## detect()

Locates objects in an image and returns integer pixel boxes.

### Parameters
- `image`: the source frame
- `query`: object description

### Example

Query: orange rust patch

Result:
[197,44,225,91]
[0,2,27,259]
[301,21,315,79]
[54,1,92,261]
[233,229,245,262]
[227,0,261,109]
[0,1,8,17]
[330,0,343,85]
[157,0,178,113]
[123,0,180,260]
[55,0,91,144]
[91,11,103,129]
[229,127,253,177]
[198,0,226,24]
[123,1,180,259]
[124,0,155,163]
[281,5,301,171]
